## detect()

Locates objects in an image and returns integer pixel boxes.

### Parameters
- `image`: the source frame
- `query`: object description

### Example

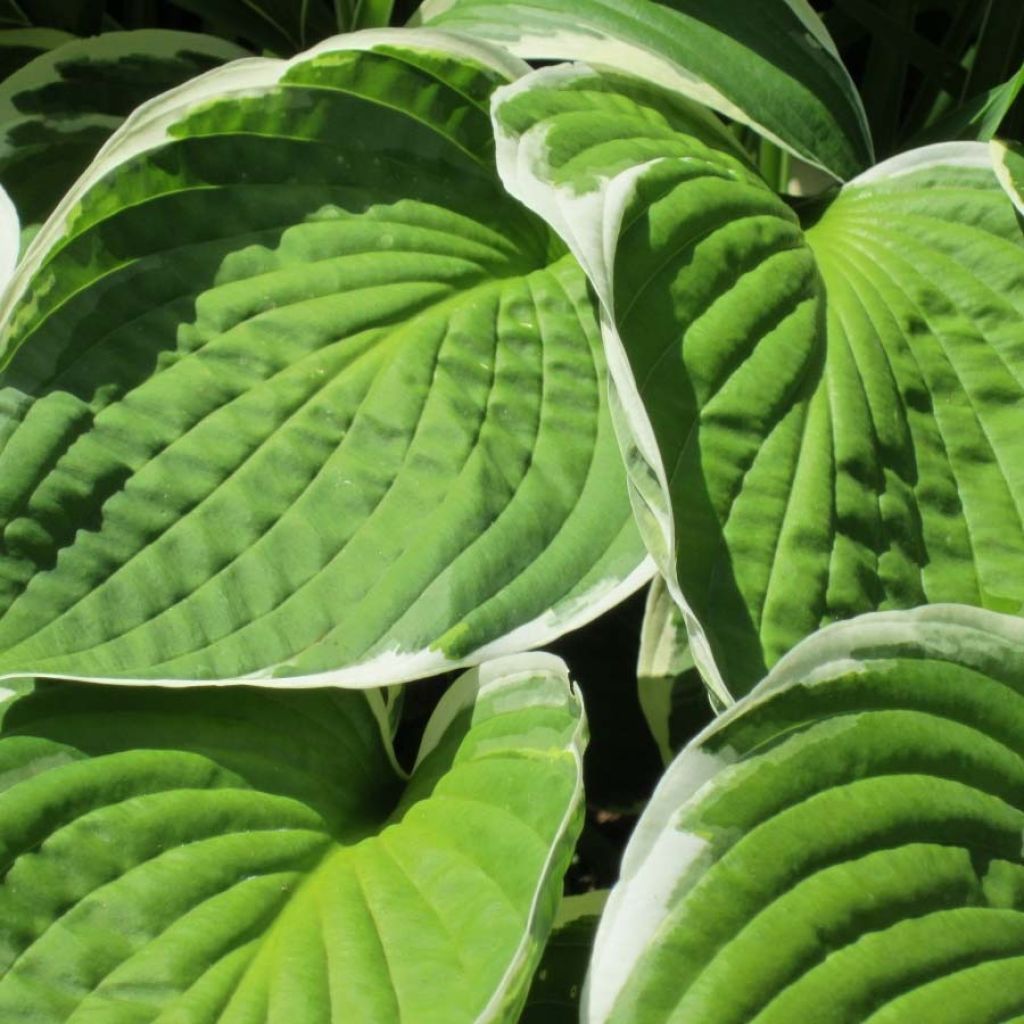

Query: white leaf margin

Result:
[415,651,588,1023]
[492,63,1019,707]
[492,61,734,708]
[415,0,871,180]
[0,29,249,163]
[582,603,1024,1022]
[0,30,654,692]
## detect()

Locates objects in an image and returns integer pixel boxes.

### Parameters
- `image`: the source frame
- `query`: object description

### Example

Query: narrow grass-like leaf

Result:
[415,0,873,180]
[908,62,1024,146]
[586,605,1024,1023]
[494,67,1024,700]
[167,0,336,53]
[0,652,585,1022]
[0,30,248,229]
[0,31,647,688]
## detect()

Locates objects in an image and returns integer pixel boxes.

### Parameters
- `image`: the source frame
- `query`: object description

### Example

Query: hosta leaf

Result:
[636,576,705,765]
[494,67,1024,701]
[0,31,647,687]
[167,0,337,54]
[0,652,586,1023]
[0,30,248,230]
[0,180,16,288]
[415,0,873,181]
[993,138,1024,217]
[0,27,72,80]
[585,605,1024,1023]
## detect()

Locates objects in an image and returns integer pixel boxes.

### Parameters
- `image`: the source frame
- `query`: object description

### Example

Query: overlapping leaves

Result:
[587,605,1024,1023]
[0,31,646,688]
[0,653,586,1022]
[494,67,1024,700]
[0,30,247,230]
[416,0,872,180]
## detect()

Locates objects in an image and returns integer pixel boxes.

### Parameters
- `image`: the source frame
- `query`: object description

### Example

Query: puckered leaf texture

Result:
[0,653,586,1022]
[0,31,648,688]
[586,605,1024,1023]
[494,67,1024,700]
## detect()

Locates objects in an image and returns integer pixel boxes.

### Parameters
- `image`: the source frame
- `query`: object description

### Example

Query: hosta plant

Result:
[0,1,1020,1022]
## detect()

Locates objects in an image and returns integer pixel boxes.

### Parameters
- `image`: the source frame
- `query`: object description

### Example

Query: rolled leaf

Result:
[0,30,248,229]
[415,0,873,180]
[0,652,586,1022]
[167,0,338,54]
[494,67,1024,701]
[586,604,1024,1023]
[0,31,647,688]
[637,576,705,764]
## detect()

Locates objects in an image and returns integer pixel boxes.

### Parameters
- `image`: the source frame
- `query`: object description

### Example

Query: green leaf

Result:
[586,604,1024,1023]
[993,138,1024,217]
[352,0,396,30]
[493,66,1024,701]
[909,63,1024,147]
[414,0,873,181]
[521,891,606,1023]
[0,30,248,229]
[0,32,647,688]
[0,652,586,1022]
[636,576,708,765]
[0,2,29,29]
[0,26,72,79]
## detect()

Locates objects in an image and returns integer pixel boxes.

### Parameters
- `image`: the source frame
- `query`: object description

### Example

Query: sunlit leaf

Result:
[494,66,1024,700]
[586,605,1024,1023]
[0,31,648,688]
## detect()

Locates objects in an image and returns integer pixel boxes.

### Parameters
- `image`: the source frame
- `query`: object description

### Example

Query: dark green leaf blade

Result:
[0,32,648,688]
[586,605,1024,1023]
[0,30,248,229]
[0,26,71,79]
